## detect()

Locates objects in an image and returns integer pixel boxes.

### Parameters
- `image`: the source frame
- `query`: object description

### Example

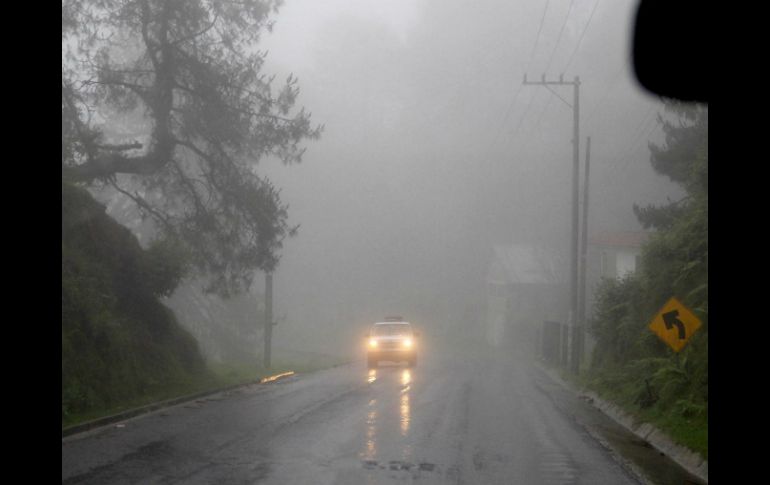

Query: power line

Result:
[481,0,553,164]
[533,94,557,129]
[528,0,551,67]
[498,91,547,160]
[484,83,526,156]
[509,87,541,144]
[605,105,659,182]
[626,105,655,145]
[627,107,658,154]
[563,0,602,73]
[612,109,655,168]
[578,70,650,213]
[628,113,660,159]
[582,64,624,128]
[507,71,579,163]
[506,0,554,142]
[509,0,599,166]
[545,0,576,73]
[508,92,556,157]
[611,119,658,184]
[591,107,652,200]
[587,80,666,181]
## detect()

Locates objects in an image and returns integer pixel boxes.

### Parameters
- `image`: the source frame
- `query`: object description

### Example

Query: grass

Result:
[62,348,350,432]
[62,372,220,430]
[637,406,708,461]
[553,364,708,461]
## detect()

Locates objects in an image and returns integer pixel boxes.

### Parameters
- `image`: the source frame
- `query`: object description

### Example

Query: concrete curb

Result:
[62,371,297,439]
[583,389,708,483]
[537,363,708,484]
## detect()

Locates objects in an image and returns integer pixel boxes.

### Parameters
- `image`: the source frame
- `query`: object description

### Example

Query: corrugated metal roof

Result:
[491,245,565,285]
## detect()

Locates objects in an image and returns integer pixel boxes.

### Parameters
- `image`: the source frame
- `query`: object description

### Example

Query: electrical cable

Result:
[563,0,602,74]
[480,0,553,164]
[528,0,550,68]
[544,0,576,73]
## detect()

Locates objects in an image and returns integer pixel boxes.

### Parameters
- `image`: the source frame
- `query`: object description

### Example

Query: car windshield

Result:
[372,324,411,337]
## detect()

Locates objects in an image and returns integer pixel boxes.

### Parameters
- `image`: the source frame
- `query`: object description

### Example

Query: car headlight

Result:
[368,338,378,348]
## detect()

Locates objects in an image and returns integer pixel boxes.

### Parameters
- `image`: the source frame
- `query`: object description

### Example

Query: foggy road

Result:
[62,1,708,483]
[62,345,674,485]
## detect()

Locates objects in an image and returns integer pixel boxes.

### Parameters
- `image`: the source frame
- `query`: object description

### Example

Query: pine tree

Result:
[62,0,323,296]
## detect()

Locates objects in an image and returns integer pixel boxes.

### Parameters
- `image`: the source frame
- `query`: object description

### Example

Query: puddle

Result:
[361,460,437,473]
[592,423,705,485]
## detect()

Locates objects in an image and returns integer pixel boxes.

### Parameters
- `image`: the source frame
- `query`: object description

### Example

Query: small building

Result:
[588,231,650,281]
[586,231,651,315]
[584,230,651,358]
[486,244,567,350]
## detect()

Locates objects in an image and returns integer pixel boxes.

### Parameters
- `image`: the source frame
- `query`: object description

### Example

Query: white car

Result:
[366,317,417,368]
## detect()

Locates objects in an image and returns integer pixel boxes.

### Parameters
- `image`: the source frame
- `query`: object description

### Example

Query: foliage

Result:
[62,0,322,296]
[143,236,191,297]
[587,100,707,456]
[633,101,707,230]
[164,281,266,363]
[62,181,207,422]
[589,275,652,368]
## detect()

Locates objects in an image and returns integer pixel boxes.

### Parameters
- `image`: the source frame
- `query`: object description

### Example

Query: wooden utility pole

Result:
[577,136,591,369]
[522,74,581,373]
[263,272,273,368]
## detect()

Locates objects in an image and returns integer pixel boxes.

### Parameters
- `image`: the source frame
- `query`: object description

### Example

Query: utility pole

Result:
[523,74,581,373]
[263,272,273,368]
[577,136,591,370]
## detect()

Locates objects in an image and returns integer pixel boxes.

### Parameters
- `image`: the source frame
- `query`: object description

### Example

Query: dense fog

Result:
[229,0,683,357]
[63,3,708,479]
[80,0,684,360]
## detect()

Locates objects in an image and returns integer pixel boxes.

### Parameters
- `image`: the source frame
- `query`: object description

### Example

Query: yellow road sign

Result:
[648,297,703,352]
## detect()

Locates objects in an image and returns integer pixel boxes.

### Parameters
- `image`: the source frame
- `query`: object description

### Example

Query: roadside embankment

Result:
[63,350,351,438]
[61,368,298,438]
[537,362,708,484]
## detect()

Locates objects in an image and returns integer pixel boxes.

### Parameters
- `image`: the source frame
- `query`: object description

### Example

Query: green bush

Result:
[62,182,206,424]
[586,101,707,457]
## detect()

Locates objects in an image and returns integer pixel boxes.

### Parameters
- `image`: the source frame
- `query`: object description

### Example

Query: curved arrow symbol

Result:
[662,310,686,339]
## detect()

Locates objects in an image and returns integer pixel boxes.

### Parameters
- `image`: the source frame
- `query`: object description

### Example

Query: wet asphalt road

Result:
[63,347,665,484]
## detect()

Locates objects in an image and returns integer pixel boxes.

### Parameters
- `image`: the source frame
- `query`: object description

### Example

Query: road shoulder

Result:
[62,371,298,439]
[535,361,708,484]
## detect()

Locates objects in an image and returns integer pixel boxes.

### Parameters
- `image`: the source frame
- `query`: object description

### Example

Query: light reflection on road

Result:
[360,366,414,466]
[400,369,410,436]
[363,369,378,461]
[365,399,377,459]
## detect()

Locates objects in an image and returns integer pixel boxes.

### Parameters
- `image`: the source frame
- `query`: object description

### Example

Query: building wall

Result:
[616,249,639,277]
[486,279,568,350]
[586,245,642,313]
[485,248,568,351]
[508,283,568,353]
[486,282,508,347]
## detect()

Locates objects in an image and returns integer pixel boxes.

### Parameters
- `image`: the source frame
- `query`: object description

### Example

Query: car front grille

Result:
[379,341,402,350]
